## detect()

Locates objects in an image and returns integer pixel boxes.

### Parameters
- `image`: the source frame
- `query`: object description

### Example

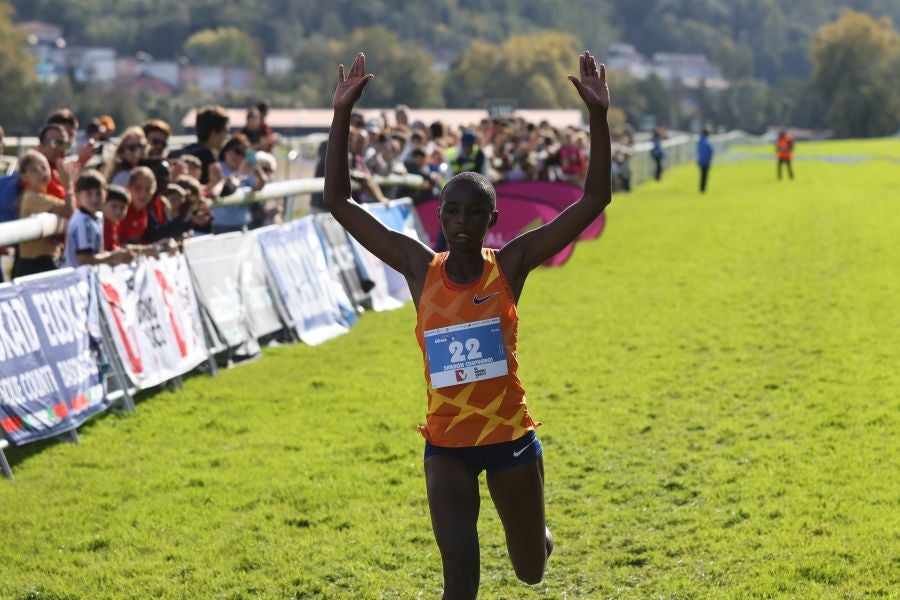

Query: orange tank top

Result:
[415,249,538,447]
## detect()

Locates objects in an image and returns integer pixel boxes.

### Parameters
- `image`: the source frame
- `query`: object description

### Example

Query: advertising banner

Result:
[363,203,416,304]
[237,230,283,339]
[414,196,573,266]
[0,284,74,445]
[313,213,370,312]
[97,254,208,389]
[494,181,607,240]
[18,268,108,430]
[183,233,260,357]
[257,217,350,345]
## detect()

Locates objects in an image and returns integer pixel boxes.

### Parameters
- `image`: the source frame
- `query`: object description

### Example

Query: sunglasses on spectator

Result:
[148,137,167,147]
[48,139,70,149]
[125,143,145,151]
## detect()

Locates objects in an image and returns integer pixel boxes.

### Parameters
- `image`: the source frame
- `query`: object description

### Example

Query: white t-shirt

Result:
[63,208,103,268]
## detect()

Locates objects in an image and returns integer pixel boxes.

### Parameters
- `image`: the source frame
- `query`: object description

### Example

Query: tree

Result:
[0,0,40,134]
[812,10,900,137]
[348,27,445,108]
[713,78,778,134]
[443,32,581,109]
[184,27,260,69]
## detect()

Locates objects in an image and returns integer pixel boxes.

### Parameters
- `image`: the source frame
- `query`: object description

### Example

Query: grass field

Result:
[2,139,898,599]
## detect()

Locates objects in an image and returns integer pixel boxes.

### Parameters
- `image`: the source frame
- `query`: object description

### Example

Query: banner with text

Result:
[358,203,417,306]
[0,284,74,445]
[313,213,369,316]
[18,268,108,431]
[257,217,350,345]
[97,254,208,389]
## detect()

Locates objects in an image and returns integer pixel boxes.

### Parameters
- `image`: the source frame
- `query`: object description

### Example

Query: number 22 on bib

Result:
[423,317,508,388]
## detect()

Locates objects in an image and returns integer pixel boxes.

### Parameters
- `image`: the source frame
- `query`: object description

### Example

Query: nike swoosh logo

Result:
[473,293,499,305]
[512,437,536,458]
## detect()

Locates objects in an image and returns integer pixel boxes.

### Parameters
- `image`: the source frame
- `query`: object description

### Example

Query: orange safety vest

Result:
[777,136,793,161]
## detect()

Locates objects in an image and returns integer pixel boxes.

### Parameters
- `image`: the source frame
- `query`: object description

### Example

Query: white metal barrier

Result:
[0,174,426,247]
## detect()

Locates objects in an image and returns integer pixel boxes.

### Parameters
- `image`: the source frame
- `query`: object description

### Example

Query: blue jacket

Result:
[697,136,713,168]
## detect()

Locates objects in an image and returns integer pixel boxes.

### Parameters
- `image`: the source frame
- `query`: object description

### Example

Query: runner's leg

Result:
[486,456,550,585]
[425,455,481,600]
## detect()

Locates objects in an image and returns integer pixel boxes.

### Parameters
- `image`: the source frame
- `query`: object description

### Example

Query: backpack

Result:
[0,171,22,223]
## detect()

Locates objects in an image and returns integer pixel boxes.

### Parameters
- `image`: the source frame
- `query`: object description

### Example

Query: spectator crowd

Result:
[1,103,637,281]
[0,103,281,281]
[312,106,636,210]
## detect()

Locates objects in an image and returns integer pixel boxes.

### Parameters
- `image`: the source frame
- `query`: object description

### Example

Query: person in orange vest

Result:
[776,129,794,181]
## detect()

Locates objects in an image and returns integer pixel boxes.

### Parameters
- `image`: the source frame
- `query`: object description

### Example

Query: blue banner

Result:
[258,217,350,346]
[18,268,109,430]
[0,283,75,445]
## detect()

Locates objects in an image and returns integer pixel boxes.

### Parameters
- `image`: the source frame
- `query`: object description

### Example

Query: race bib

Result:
[424,318,508,388]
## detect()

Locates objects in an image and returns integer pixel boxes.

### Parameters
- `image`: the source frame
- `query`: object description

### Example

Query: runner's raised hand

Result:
[333,52,375,110]
[568,50,610,112]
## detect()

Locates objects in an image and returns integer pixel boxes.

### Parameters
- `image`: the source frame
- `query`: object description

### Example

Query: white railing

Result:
[0,212,67,246]
[0,174,427,247]
[216,173,424,205]
[0,131,758,246]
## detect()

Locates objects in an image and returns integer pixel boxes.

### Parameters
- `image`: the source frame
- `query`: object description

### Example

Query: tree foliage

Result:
[444,32,581,109]
[0,0,39,134]
[812,10,900,137]
[184,27,260,69]
[9,0,900,136]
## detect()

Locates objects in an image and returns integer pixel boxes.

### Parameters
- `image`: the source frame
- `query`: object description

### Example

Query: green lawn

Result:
[2,140,898,599]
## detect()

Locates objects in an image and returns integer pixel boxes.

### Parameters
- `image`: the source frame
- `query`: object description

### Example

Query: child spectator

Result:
[163,183,187,221]
[63,170,132,268]
[175,175,213,235]
[103,185,130,251]
[14,151,74,277]
[119,166,156,244]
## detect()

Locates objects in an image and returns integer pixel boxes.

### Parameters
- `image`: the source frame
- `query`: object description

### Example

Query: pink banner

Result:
[495,181,606,240]
[414,195,574,267]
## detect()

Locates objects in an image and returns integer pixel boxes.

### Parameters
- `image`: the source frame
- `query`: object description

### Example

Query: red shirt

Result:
[47,171,66,200]
[119,204,148,244]
[148,196,169,225]
[104,219,120,250]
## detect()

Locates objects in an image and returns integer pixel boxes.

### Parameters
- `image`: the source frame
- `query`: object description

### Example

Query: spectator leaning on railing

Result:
[62,170,133,268]
[103,184,130,252]
[35,124,73,201]
[14,150,74,278]
[210,134,268,233]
